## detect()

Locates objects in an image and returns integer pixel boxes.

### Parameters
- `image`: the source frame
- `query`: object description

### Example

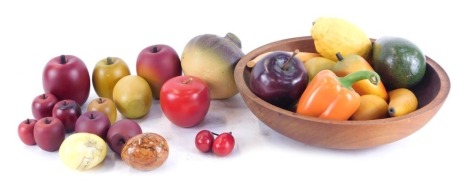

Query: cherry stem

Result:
[211,131,232,136]
[282,49,299,71]
[336,52,344,61]
[41,94,46,99]
[60,55,66,64]
[106,57,113,65]
[181,77,193,84]
[152,46,158,53]
[98,98,104,104]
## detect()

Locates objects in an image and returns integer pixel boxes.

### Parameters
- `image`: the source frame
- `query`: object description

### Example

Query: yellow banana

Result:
[388,88,418,117]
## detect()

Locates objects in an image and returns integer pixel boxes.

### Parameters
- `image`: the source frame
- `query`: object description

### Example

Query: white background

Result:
[1,0,468,187]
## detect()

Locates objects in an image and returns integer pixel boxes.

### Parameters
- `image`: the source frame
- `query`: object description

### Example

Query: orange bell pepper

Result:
[332,53,388,101]
[296,69,380,120]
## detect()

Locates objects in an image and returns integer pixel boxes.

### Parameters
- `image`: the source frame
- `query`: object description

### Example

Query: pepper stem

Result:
[282,49,299,71]
[338,70,380,90]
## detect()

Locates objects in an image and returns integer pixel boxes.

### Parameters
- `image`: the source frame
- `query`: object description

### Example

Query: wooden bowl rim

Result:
[235,36,451,126]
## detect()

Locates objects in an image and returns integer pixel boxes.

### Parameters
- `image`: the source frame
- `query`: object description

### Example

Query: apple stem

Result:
[90,113,95,119]
[107,57,113,65]
[98,98,104,104]
[26,118,31,124]
[152,46,158,53]
[182,77,193,84]
[60,55,66,64]
[282,49,299,71]
[45,118,51,124]
[63,100,68,106]
[41,94,46,99]
[336,52,344,61]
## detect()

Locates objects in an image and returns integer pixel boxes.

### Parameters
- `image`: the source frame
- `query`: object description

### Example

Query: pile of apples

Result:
[17,42,234,171]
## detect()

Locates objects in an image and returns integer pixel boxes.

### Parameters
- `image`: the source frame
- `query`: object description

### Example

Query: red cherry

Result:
[212,132,235,157]
[195,130,214,153]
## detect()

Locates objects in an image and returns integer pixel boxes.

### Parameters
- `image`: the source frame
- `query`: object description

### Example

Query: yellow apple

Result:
[87,97,117,124]
[92,57,130,99]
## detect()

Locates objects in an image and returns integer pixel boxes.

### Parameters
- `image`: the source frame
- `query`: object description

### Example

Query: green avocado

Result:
[372,36,426,89]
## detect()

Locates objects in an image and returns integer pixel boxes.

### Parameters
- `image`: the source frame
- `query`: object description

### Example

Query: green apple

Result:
[113,75,152,119]
[59,132,107,171]
[92,57,131,99]
[303,57,336,81]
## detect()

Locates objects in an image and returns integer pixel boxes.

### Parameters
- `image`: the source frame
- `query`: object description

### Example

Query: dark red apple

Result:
[34,117,65,152]
[18,119,37,146]
[52,99,81,133]
[136,44,182,99]
[31,93,59,119]
[249,50,308,109]
[74,111,111,140]
[42,55,90,106]
[106,119,142,155]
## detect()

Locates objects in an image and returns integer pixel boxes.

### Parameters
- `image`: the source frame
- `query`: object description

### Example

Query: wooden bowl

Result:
[234,36,451,149]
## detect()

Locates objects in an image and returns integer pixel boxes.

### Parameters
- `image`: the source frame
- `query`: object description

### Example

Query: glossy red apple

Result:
[18,119,37,146]
[75,111,111,140]
[136,44,182,99]
[106,119,142,155]
[31,93,59,120]
[52,99,81,133]
[43,55,90,106]
[34,117,65,152]
[160,75,210,128]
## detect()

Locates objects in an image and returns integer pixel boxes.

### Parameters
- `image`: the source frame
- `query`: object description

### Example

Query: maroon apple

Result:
[52,99,81,133]
[42,55,90,106]
[18,119,37,146]
[106,119,142,155]
[75,111,110,139]
[136,44,182,99]
[34,117,65,152]
[31,93,59,119]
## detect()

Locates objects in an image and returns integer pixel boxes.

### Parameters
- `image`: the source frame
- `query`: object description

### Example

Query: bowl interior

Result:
[235,36,451,149]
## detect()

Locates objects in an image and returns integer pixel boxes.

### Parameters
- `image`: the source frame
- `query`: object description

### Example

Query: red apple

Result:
[31,93,59,120]
[92,57,130,99]
[42,55,90,106]
[18,119,37,146]
[52,99,81,133]
[136,44,182,99]
[160,75,210,127]
[106,119,142,155]
[34,117,65,152]
[75,111,110,140]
